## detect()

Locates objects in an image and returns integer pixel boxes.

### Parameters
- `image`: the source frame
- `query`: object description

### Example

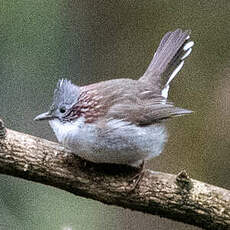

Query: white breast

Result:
[49,118,167,166]
[49,117,94,145]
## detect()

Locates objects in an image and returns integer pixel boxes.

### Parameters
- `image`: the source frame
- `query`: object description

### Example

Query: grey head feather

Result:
[51,79,80,110]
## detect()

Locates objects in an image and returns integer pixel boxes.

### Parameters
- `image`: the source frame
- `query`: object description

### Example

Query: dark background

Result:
[0,1,229,229]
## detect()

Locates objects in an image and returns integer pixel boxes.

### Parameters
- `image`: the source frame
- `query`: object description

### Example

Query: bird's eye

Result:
[59,107,66,113]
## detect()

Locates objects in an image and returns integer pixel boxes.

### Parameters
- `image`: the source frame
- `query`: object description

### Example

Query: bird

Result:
[34,29,194,168]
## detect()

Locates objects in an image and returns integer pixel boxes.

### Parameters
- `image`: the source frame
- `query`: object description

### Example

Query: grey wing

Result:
[107,98,192,125]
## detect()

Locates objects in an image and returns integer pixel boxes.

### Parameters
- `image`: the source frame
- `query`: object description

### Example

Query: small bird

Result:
[34,29,194,167]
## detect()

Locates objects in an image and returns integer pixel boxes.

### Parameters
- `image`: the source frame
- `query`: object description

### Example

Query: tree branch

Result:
[0,119,229,230]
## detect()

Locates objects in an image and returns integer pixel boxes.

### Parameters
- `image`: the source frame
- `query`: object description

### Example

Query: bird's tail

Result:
[139,29,194,99]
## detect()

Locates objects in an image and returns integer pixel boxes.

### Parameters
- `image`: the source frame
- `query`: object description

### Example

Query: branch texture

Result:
[0,121,229,230]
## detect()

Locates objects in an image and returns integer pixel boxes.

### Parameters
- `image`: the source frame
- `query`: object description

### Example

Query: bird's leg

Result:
[129,160,145,191]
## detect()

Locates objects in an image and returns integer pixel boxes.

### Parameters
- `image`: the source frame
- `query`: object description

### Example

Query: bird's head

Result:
[34,79,80,122]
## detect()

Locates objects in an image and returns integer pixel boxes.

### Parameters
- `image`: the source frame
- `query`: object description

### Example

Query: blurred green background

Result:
[0,0,230,229]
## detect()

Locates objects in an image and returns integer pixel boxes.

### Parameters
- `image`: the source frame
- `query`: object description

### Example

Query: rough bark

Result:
[0,119,229,230]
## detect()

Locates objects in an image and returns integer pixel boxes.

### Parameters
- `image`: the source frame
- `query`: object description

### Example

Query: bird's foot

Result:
[128,160,145,191]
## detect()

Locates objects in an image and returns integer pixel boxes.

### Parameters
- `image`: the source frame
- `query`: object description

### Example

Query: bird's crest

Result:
[52,79,80,108]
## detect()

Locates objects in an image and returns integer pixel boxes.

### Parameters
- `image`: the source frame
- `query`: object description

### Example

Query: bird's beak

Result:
[34,111,53,121]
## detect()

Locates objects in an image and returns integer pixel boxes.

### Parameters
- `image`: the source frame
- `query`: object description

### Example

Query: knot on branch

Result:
[0,118,6,138]
[176,170,193,192]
